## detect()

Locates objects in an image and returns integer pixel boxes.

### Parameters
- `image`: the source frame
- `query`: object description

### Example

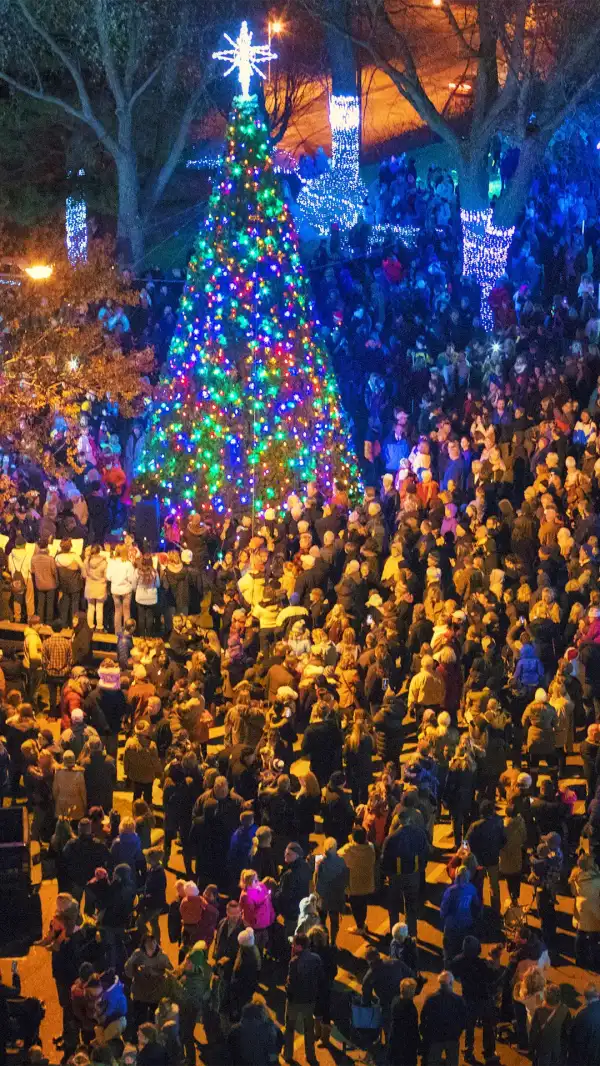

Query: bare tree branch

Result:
[93,0,125,111]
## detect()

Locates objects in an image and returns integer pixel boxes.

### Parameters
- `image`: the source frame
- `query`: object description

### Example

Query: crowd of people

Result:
[4,138,600,1066]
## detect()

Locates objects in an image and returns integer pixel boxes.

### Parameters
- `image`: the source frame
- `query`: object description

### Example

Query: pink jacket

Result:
[239,881,275,930]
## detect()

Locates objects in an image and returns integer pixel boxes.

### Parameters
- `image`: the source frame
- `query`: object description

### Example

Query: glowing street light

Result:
[24,264,53,281]
[268,17,284,82]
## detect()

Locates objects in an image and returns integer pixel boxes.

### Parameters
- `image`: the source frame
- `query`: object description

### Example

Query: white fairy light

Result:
[68,357,79,372]
[297,93,367,235]
[66,169,88,265]
[213,20,277,100]
[461,207,514,332]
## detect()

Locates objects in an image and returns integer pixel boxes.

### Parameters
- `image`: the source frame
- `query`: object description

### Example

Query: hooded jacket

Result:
[240,880,276,930]
[175,942,211,1008]
[514,644,545,688]
[522,700,558,755]
[124,944,171,1003]
[83,554,108,600]
[123,734,162,783]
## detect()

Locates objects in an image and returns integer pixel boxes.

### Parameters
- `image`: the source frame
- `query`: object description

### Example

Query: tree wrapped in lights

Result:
[0,231,153,472]
[136,28,361,517]
[297,93,368,235]
[308,0,600,328]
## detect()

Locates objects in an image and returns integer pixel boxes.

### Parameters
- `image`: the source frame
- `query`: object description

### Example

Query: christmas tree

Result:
[136,22,361,517]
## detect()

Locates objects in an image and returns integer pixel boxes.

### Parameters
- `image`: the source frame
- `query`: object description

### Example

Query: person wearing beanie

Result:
[229,925,262,1019]
[522,689,558,768]
[84,659,127,757]
[59,709,99,761]
[127,663,157,722]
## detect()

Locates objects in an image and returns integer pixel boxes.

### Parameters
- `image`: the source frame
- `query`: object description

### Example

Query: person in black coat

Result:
[420,972,467,1065]
[307,924,337,1045]
[444,750,477,848]
[373,691,404,770]
[228,996,283,1066]
[387,978,421,1066]
[276,844,311,935]
[81,737,117,813]
[189,796,231,889]
[301,706,343,787]
[568,984,600,1066]
[321,772,355,847]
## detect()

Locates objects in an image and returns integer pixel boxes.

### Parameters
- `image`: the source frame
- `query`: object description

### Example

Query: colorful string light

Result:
[460,207,514,331]
[137,93,362,517]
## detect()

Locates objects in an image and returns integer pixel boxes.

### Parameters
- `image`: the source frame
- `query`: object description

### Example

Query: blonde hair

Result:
[239,869,258,889]
[301,771,321,798]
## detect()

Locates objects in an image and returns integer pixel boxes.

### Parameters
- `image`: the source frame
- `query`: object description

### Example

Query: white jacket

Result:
[106,558,136,595]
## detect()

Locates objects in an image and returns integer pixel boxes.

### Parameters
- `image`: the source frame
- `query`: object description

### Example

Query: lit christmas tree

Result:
[137,22,361,517]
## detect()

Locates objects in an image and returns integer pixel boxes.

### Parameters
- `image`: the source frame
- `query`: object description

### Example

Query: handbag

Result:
[351,998,383,1031]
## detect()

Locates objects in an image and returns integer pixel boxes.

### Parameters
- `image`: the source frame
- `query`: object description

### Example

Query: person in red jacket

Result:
[179,882,219,950]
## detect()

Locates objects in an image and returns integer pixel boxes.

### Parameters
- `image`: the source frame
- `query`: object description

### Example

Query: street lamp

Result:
[24,264,53,281]
[267,17,284,82]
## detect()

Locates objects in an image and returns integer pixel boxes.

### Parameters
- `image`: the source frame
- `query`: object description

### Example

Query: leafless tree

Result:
[0,0,224,264]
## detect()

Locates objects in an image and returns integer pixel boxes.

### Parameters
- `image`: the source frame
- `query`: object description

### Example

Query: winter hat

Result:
[535,688,547,701]
[238,927,255,947]
[276,686,298,701]
[98,661,121,691]
[71,709,84,725]
[183,881,199,898]
[133,664,147,681]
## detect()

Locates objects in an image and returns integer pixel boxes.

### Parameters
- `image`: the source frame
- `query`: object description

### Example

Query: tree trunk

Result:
[458,156,514,331]
[324,0,359,96]
[115,156,144,266]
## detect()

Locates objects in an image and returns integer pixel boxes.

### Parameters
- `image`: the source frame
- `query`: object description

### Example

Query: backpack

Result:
[11,556,26,597]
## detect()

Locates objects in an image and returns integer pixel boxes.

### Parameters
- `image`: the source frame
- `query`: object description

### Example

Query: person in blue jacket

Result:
[439,865,481,964]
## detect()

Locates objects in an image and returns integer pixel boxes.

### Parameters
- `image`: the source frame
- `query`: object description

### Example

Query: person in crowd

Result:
[420,971,468,1066]
[283,932,323,1065]
[6,134,600,1065]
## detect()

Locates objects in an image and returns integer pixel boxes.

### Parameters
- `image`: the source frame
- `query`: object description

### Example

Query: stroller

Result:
[334,991,383,1064]
[502,898,532,947]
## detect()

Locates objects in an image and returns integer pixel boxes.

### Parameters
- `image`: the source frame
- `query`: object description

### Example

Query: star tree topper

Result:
[212,20,277,100]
